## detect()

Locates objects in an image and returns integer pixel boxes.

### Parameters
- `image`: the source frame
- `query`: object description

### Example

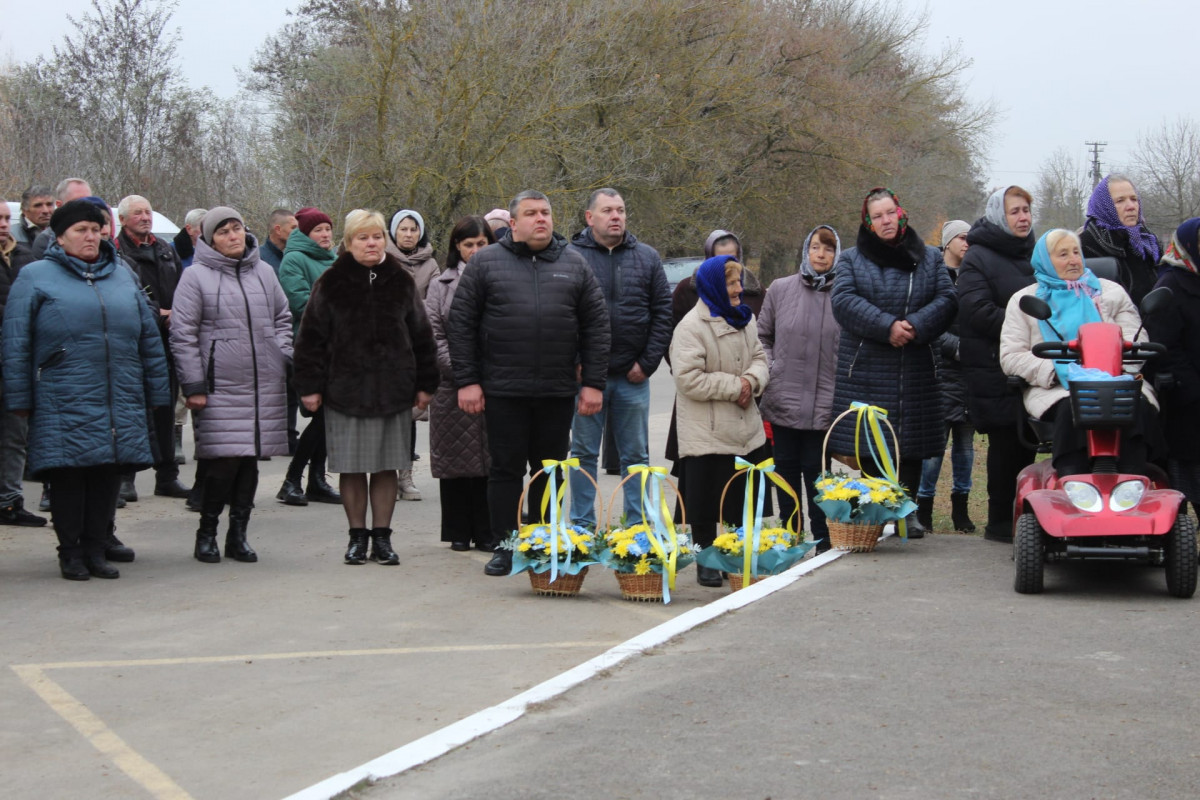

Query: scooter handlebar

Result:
[1032,341,1074,359]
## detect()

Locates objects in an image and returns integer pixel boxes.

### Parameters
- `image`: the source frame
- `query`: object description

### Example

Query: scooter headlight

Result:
[1109,479,1146,512]
[1064,480,1103,513]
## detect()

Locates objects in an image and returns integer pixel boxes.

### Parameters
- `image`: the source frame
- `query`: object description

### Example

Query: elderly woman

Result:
[293,210,438,566]
[3,200,170,580]
[171,207,293,565]
[276,206,340,507]
[426,215,495,551]
[1080,175,1161,307]
[672,254,769,587]
[956,186,1037,542]
[828,188,957,537]
[758,225,841,552]
[1000,229,1157,477]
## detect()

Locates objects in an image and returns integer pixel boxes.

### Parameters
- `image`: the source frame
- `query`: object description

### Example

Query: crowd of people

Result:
[3,175,1198,585]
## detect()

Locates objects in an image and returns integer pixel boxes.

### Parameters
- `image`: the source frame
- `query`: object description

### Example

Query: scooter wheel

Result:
[1164,515,1197,599]
[1014,512,1045,594]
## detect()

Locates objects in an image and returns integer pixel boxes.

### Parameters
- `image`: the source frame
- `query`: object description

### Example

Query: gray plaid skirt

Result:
[324,407,413,474]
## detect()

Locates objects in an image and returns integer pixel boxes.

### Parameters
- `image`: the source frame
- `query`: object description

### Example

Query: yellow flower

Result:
[634,556,652,575]
[518,542,532,552]
[614,541,631,557]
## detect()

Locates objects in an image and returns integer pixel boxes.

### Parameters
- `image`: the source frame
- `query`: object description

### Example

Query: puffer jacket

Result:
[392,242,439,300]
[425,264,488,479]
[1147,266,1200,458]
[278,227,335,336]
[170,235,292,458]
[570,227,672,376]
[448,231,610,398]
[671,300,769,458]
[293,252,438,417]
[935,261,968,423]
[758,231,841,431]
[828,230,957,460]
[1000,280,1155,420]
[2,240,170,477]
[955,218,1036,430]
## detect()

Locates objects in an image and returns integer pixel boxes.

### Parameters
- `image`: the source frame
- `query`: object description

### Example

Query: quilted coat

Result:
[277,227,335,336]
[828,231,957,461]
[170,235,293,459]
[425,264,489,479]
[448,231,610,398]
[2,240,171,478]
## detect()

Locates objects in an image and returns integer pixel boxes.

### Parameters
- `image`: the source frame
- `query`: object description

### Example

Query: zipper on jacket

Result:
[847,339,864,379]
[898,272,915,438]
[532,256,541,383]
[36,348,67,380]
[86,272,120,461]
[235,267,262,457]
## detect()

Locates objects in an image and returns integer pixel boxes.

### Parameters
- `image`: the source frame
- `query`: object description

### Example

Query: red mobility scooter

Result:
[1011,287,1196,597]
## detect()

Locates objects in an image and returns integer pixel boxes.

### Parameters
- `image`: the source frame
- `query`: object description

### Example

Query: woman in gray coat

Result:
[171,207,293,565]
[758,225,841,552]
[425,216,495,551]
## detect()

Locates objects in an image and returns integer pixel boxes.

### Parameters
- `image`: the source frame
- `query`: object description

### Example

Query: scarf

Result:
[1031,231,1103,387]
[854,223,927,272]
[695,255,752,329]
[1160,218,1200,275]
[389,209,425,245]
[860,187,909,240]
[984,186,1019,235]
[1085,176,1160,262]
[798,225,841,291]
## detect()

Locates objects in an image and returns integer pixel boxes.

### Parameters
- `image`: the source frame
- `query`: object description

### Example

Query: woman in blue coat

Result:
[2,200,170,580]
[828,188,957,537]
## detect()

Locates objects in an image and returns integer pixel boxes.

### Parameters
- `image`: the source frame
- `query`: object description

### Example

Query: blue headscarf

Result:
[695,255,753,329]
[1032,230,1103,387]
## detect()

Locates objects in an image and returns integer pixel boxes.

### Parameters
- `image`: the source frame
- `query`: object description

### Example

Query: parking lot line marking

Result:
[22,640,619,671]
[11,664,195,800]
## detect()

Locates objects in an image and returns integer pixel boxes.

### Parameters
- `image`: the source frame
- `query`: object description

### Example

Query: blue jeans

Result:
[569,375,650,528]
[918,420,974,498]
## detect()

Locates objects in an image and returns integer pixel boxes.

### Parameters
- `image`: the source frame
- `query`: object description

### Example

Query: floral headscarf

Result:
[1160,218,1200,275]
[861,187,909,241]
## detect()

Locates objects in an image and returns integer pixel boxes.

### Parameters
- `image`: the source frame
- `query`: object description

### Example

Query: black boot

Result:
[916,496,934,530]
[484,549,512,576]
[59,554,89,580]
[195,461,233,562]
[306,471,341,504]
[104,521,135,562]
[369,527,399,565]
[226,463,259,562]
[903,513,925,539]
[276,476,308,506]
[951,492,976,532]
[697,566,723,587]
[194,510,221,563]
[983,520,1013,543]
[345,528,370,565]
[119,475,138,502]
[83,552,120,579]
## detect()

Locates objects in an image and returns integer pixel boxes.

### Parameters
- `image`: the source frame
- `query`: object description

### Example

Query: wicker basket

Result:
[528,566,588,597]
[615,571,665,602]
[728,572,768,592]
[827,521,884,552]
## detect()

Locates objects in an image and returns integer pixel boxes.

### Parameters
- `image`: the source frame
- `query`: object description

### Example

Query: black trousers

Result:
[976,424,1037,526]
[771,426,830,538]
[439,476,490,544]
[200,456,259,515]
[482,396,575,545]
[1045,397,1154,477]
[286,407,327,483]
[45,465,121,558]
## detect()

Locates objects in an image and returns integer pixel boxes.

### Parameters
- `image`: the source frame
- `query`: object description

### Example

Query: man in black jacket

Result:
[116,195,189,499]
[12,186,54,246]
[449,190,611,576]
[567,189,671,528]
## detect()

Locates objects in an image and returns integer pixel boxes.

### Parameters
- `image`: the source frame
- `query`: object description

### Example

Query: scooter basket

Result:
[1069,378,1141,429]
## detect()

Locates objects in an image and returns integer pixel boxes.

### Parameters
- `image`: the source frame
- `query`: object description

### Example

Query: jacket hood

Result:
[571,227,641,252]
[284,227,335,263]
[43,239,118,280]
[500,230,571,262]
[703,229,742,260]
[193,233,264,273]
[966,217,1036,260]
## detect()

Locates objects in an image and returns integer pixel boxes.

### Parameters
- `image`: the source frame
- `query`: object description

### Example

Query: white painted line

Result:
[282,535,879,800]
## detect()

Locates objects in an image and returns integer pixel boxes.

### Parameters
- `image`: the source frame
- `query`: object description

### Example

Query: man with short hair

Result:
[29,178,95,260]
[568,189,672,527]
[260,209,297,273]
[13,186,54,245]
[172,208,206,268]
[449,189,611,576]
[116,195,189,499]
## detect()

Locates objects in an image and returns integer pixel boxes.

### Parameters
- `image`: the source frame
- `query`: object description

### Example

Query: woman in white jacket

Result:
[671,255,769,586]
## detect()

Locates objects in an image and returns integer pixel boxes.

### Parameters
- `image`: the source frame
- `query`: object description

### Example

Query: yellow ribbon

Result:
[626,464,679,600]
[539,458,581,581]
[849,402,907,540]
[733,457,802,583]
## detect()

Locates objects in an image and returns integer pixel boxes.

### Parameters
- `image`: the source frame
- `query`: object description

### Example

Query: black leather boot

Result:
[916,496,934,530]
[484,549,512,576]
[369,527,399,565]
[345,528,370,565]
[194,511,221,563]
[276,477,308,506]
[951,492,976,532]
[104,521,135,563]
[226,463,259,562]
[306,471,341,504]
[196,462,235,562]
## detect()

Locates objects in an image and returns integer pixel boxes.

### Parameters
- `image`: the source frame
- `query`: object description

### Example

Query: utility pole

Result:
[1085,141,1107,187]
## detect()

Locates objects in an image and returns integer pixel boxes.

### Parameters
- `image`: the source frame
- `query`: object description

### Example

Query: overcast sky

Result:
[3,0,1197,200]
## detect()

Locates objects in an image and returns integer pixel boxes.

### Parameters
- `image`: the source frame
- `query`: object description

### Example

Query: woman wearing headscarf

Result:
[828,188,957,537]
[1146,219,1200,505]
[171,207,293,565]
[387,208,438,502]
[758,225,841,552]
[425,215,495,551]
[293,210,438,566]
[1001,229,1156,477]
[1080,175,1161,307]
[276,206,340,506]
[671,254,769,586]
[3,200,170,580]
[956,186,1037,542]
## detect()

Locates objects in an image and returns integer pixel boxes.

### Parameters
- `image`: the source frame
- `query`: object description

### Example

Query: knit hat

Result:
[49,199,107,236]
[941,219,970,249]
[389,209,425,243]
[483,208,510,225]
[201,206,245,244]
[295,207,332,236]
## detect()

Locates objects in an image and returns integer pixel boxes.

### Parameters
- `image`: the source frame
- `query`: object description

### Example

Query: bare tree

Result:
[1035,148,1089,232]
[1132,116,1200,238]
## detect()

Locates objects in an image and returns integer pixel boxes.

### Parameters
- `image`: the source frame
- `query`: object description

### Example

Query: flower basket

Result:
[597,467,694,603]
[816,404,917,544]
[728,572,767,592]
[500,459,601,593]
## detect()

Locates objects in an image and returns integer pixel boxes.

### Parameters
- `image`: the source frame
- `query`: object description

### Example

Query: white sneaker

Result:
[398,468,421,501]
